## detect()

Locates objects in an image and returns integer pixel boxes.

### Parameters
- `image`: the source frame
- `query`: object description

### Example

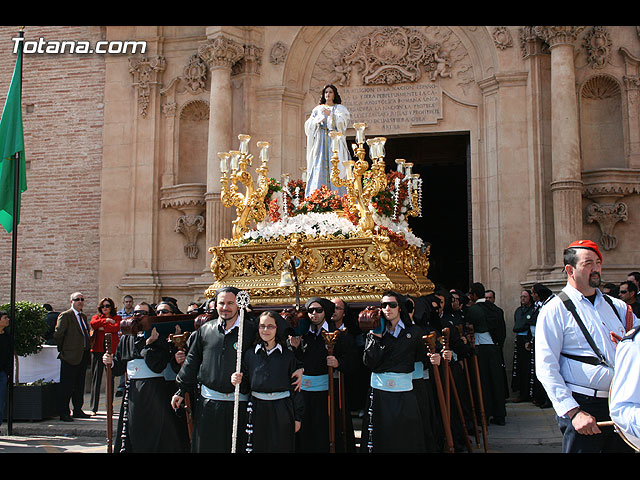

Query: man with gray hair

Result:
[53,292,92,422]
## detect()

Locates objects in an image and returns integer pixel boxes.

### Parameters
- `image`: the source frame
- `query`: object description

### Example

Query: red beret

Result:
[568,240,602,263]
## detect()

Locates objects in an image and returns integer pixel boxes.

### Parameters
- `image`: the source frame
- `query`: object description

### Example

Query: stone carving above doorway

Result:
[309,26,476,105]
[330,26,452,87]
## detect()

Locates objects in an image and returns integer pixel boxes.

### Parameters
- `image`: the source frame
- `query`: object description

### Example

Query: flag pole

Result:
[7,26,24,436]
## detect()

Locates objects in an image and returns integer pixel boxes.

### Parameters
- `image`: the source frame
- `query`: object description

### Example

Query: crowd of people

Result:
[35,280,535,453]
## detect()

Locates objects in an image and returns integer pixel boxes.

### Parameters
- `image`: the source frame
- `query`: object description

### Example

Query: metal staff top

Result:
[231,290,250,453]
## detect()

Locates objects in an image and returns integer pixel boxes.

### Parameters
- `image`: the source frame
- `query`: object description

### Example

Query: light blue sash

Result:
[371,371,413,392]
[127,358,164,379]
[251,391,290,401]
[412,361,424,380]
[301,374,329,392]
[201,384,248,402]
[163,363,177,381]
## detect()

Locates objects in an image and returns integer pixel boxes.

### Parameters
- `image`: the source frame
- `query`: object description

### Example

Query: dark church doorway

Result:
[383,132,471,292]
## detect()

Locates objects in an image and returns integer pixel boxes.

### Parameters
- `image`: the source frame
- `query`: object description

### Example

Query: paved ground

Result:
[1,389,563,453]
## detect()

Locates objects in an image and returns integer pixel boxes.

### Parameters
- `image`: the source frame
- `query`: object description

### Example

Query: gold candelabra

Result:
[219,134,271,240]
[330,122,389,232]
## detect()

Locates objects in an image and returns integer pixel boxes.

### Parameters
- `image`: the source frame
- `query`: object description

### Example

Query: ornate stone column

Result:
[535,26,585,267]
[198,34,244,255]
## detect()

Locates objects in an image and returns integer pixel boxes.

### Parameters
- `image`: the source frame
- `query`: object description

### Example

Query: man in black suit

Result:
[53,292,92,421]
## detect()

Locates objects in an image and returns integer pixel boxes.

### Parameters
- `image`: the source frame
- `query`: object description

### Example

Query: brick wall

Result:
[0,26,105,313]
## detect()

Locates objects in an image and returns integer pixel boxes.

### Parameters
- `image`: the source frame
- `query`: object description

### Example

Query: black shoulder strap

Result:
[557,291,611,368]
[601,293,622,321]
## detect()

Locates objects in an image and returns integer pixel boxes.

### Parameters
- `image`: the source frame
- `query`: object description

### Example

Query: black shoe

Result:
[115,390,123,397]
[60,415,74,422]
[72,411,91,419]
[490,417,506,426]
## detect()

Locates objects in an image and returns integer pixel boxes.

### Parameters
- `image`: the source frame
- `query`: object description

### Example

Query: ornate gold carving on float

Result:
[206,125,433,305]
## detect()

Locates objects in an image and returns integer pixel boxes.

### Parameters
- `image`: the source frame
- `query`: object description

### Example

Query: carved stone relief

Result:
[129,55,166,118]
[586,201,628,251]
[312,26,473,96]
[270,41,288,65]
[583,26,612,70]
[160,184,207,259]
[183,54,208,94]
[492,27,513,50]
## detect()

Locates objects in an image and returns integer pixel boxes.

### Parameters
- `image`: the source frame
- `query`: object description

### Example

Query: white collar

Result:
[309,320,329,334]
[255,343,282,355]
[387,318,405,337]
[220,316,240,334]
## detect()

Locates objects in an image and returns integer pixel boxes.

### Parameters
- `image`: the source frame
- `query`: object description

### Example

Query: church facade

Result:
[1,26,640,345]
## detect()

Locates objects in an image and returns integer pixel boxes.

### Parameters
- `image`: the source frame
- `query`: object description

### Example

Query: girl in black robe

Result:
[231,311,304,453]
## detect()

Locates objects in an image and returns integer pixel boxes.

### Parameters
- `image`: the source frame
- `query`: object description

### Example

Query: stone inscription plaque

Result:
[341,83,443,133]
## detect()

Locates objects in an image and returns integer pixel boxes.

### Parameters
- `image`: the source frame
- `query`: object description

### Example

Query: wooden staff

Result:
[232,290,250,453]
[423,332,455,453]
[338,365,348,449]
[169,331,193,442]
[466,323,489,452]
[322,329,341,453]
[456,324,481,448]
[439,328,452,419]
[105,333,113,454]
[441,327,473,453]
[447,363,474,453]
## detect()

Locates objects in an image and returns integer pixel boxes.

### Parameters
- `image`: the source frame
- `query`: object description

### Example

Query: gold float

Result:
[207,125,434,306]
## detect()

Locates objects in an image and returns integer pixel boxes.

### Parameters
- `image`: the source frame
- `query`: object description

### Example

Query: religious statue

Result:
[304,84,351,197]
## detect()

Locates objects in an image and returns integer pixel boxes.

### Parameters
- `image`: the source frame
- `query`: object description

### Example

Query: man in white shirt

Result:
[535,239,638,453]
[609,326,640,452]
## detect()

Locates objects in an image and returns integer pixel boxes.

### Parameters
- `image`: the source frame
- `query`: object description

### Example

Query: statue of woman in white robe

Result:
[304,84,351,198]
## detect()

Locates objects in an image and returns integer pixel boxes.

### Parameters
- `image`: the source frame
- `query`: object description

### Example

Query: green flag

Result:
[0,41,26,234]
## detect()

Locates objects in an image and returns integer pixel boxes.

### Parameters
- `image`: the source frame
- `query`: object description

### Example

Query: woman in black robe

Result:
[105,304,189,453]
[291,297,357,452]
[361,291,427,453]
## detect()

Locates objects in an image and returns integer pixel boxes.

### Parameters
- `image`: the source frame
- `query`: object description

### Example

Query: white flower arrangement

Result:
[371,211,424,248]
[243,211,357,243]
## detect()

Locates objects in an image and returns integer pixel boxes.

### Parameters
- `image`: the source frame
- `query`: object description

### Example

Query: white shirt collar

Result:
[387,318,405,337]
[255,343,283,355]
[564,282,602,302]
[309,320,329,334]
[220,316,240,334]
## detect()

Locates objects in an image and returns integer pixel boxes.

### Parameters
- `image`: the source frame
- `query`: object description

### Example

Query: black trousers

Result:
[476,344,507,420]
[58,350,89,417]
[557,392,635,453]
